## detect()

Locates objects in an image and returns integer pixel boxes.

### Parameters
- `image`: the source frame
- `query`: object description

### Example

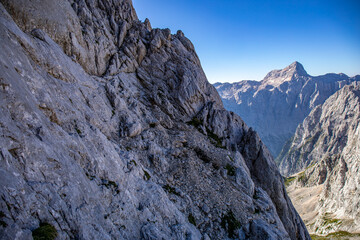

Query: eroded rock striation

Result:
[279,82,360,234]
[0,0,309,239]
[214,62,360,157]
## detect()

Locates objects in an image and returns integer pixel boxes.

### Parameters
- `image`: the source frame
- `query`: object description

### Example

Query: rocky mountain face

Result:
[214,62,360,157]
[279,82,360,235]
[0,0,309,239]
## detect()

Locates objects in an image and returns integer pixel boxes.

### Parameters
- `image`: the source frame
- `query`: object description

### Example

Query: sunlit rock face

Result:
[0,1,309,239]
[214,62,359,157]
[278,82,360,234]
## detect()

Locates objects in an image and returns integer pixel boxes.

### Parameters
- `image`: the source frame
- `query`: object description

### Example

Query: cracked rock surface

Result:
[0,1,309,239]
[214,62,359,157]
[278,82,360,235]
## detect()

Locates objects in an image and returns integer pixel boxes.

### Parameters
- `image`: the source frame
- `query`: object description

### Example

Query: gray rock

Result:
[279,82,360,234]
[0,1,309,240]
[214,62,360,157]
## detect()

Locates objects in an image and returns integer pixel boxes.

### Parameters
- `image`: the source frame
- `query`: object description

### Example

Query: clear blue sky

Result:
[133,0,360,83]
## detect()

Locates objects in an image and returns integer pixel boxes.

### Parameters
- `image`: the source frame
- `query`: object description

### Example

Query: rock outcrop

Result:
[279,82,360,234]
[0,0,309,239]
[214,62,360,157]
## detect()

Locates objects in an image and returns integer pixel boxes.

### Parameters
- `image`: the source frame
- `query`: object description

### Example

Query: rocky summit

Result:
[214,62,360,158]
[278,82,360,235]
[0,0,309,239]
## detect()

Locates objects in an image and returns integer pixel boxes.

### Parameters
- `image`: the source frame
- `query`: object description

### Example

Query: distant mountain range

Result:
[214,62,360,158]
[281,82,360,235]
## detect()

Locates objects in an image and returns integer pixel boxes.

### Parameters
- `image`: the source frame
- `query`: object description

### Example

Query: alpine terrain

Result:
[0,0,309,239]
[214,62,360,157]
[278,82,360,236]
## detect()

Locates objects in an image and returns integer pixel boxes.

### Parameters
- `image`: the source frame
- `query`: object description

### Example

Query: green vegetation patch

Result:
[194,147,211,163]
[187,117,202,129]
[187,117,226,149]
[143,170,151,181]
[310,231,360,240]
[163,184,180,196]
[206,127,226,149]
[221,210,241,238]
[297,171,306,183]
[253,190,260,200]
[310,234,327,240]
[321,212,342,226]
[188,213,196,226]
[284,176,296,187]
[75,127,82,135]
[327,231,360,237]
[101,179,119,194]
[32,223,57,240]
[85,172,95,180]
[225,164,236,176]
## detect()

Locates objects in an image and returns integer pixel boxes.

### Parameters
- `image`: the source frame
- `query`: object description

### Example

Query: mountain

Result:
[279,82,360,235]
[0,0,309,239]
[214,62,360,157]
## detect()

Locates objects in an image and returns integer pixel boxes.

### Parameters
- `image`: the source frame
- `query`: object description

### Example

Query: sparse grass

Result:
[221,210,241,238]
[327,231,360,237]
[105,180,117,189]
[284,176,296,187]
[212,162,220,170]
[85,172,95,180]
[310,231,360,240]
[253,190,260,200]
[194,147,211,163]
[32,223,57,240]
[322,213,342,226]
[187,117,225,149]
[0,220,7,227]
[225,164,236,176]
[310,234,327,240]
[75,127,82,135]
[101,179,119,194]
[188,213,196,226]
[163,184,180,196]
[143,170,151,181]
[297,171,306,183]
[187,117,202,129]
[206,127,226,149]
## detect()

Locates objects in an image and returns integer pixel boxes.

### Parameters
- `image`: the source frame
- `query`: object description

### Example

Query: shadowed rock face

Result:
[214,62,360,157]
[0,1,309,239]
[279,82,360,234]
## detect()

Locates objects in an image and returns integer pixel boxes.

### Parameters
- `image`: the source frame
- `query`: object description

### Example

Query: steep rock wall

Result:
[279,83,360,234]
[0,1,309,239]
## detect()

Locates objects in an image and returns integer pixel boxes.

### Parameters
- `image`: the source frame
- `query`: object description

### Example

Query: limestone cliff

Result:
[279,83,360,235]
[214,62,359,157]
[0,0,309,239]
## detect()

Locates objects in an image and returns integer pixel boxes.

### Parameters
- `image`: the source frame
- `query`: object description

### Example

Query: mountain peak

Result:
[286,61,307,76]
[262,61,308,87]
